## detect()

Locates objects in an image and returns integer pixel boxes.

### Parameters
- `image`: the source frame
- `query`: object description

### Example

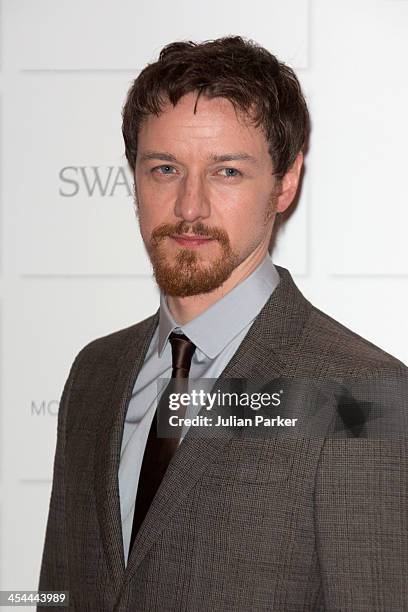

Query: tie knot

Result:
[169,332,196,378]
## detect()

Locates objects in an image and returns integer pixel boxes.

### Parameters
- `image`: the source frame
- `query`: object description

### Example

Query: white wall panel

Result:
[8,73,150,275]
[8,0,309,70]
[311,0,408,275]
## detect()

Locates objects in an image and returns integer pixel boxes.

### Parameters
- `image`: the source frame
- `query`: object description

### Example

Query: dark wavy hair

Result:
[122,36,310,179]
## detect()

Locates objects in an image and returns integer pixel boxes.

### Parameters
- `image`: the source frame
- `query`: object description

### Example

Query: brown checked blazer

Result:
[38,265,408,611]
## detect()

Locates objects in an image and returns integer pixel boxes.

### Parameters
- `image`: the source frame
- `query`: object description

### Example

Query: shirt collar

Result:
[158,254,280,359]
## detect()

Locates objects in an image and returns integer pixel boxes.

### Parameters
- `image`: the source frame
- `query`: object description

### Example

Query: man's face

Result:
[134,92,282,297]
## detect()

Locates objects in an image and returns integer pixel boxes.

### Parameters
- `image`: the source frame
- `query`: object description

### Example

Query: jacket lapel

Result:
[94,312,160,587]
[122,265,316,585]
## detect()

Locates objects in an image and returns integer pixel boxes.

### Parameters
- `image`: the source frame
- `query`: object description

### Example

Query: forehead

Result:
[137,92,269,158]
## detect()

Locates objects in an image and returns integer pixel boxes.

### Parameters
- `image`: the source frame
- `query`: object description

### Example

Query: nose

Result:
[174,172,210,223]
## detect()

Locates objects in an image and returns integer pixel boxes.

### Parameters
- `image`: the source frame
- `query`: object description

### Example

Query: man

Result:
[38,36,407,611]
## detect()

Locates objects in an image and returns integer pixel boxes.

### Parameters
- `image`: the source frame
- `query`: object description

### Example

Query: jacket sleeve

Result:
[37,349,84,610]
[314,366,408,611]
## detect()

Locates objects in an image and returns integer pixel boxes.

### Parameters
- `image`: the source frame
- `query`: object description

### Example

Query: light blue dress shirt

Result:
[119,254,280,564]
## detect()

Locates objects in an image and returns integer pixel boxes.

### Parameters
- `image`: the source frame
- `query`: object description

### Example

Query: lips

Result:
[170,234,215,248]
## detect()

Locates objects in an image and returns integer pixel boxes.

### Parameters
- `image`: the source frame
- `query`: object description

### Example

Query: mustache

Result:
[151,221,230,247]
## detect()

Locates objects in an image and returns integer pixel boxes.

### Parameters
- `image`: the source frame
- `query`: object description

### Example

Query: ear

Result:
[275,152,304,214]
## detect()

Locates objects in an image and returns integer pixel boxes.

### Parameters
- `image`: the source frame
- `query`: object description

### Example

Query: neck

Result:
[166,245,269,325]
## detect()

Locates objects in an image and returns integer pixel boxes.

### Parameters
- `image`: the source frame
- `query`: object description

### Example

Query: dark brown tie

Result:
[128,331,196,557]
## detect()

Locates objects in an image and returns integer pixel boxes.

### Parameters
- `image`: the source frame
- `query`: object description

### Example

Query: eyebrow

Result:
[139,150,258,165]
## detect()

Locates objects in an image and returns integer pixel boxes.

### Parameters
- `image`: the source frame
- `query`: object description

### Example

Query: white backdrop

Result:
[1,0,407,603]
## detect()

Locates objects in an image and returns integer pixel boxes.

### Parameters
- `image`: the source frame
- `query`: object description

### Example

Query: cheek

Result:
[137,179,176,220]
[216,192,271,238]
[135,200,156,244]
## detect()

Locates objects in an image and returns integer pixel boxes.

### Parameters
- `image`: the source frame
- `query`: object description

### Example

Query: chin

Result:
[152,254,239,297]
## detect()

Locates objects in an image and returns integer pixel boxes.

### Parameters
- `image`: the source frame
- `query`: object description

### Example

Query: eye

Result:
[152,165,176,175]
[218,167,242,178]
